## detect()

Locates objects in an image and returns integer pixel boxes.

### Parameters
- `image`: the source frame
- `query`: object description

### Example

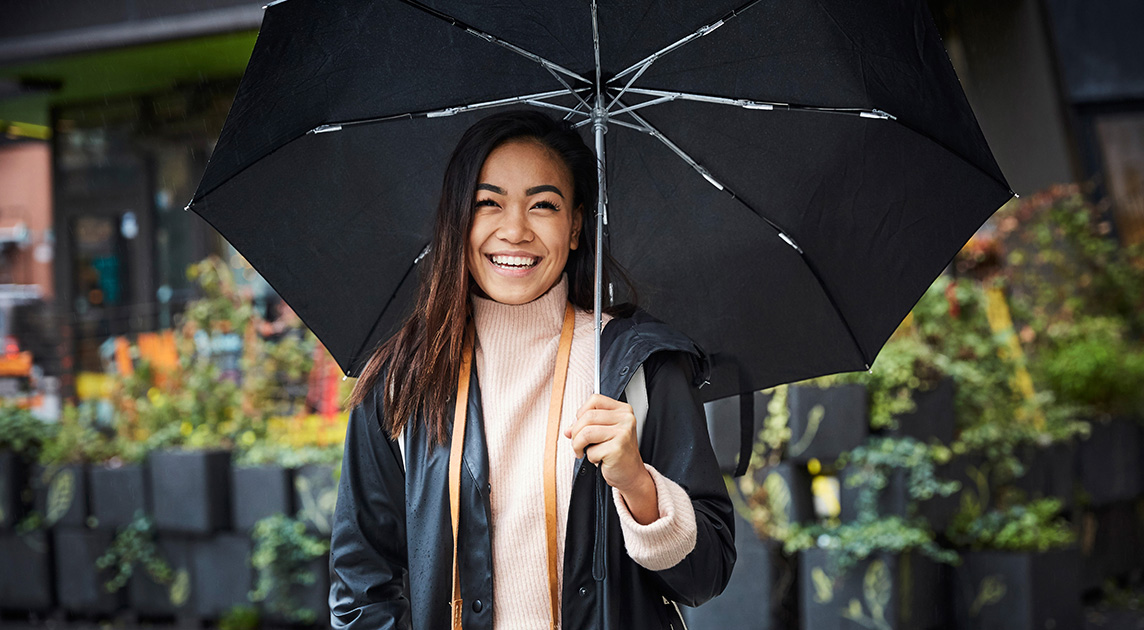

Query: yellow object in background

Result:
[75,371,113,400]
[983,285,1045,428]
[811,475,841,518]
[266,412,350,449]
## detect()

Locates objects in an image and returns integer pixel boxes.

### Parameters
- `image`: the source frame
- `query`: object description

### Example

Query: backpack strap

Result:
[624,365,649,444]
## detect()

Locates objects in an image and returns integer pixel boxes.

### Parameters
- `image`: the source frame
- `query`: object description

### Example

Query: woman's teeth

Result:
[490,255,539,268]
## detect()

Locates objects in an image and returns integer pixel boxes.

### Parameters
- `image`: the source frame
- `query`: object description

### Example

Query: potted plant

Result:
[94,510,195,616]
[946,497,1079,630]
[786,516,956,630]
[837,436,960,532]
[248,513,330,624]
[35,402,126,530]
[825,332,956,445]
[134,259,264,535]
[992,189,1144,506]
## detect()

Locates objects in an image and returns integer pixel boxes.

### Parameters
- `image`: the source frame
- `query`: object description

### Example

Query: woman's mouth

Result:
[487,254,540,269]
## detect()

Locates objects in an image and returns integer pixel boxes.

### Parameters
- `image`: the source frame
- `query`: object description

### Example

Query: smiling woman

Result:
[467,139,582,305]
[331,110,735,630]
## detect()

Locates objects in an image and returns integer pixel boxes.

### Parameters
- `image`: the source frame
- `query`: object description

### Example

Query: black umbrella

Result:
[189,0,1012,405]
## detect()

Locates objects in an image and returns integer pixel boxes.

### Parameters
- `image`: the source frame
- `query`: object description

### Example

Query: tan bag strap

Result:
[450,324,474,630]
[544,302,576,630]
[449,304,575,630]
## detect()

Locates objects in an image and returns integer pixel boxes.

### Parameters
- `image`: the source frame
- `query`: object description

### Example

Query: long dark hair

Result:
[347,110,631,444]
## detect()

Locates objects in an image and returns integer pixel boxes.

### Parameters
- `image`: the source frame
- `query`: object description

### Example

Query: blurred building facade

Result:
[0,0,1141,400]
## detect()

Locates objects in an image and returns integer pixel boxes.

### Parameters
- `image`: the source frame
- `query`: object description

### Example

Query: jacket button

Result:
[620,366,629,375]
[472,599,483,613]
[578,587,588,597]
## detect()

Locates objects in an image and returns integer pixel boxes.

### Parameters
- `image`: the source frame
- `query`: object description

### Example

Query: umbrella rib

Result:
[398,0,589,86]
[563,100,590,122]
[618,109,736,201]
[618,87,899,120]
[304,89,590,134]
[190,88,587,207]
[615,88,1016,195]
[346,242,432,377]
[525,99,593,118]
[544,66,594,112]
[614,107,871,368]
[608,0,763,85]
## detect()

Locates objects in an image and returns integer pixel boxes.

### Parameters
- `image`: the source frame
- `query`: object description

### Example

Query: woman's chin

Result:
[474,275,561,305]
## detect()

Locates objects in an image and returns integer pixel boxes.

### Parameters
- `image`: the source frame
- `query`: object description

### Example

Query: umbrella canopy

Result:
[190,0,1012,402]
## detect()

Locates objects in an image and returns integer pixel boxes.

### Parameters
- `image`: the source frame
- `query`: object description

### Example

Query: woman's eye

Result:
[475,199,499,208]
[532,200,559,211]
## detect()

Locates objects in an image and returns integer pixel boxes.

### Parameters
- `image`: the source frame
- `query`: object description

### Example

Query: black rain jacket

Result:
[328,309,736,629]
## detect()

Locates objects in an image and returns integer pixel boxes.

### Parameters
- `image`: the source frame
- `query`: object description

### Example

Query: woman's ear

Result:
[570,205,584,250]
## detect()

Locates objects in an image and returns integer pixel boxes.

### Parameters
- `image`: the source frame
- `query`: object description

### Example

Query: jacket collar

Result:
[597,306,709,399]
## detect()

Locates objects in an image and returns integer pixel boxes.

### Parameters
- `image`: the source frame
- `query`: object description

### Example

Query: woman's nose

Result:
[496,208,532,243]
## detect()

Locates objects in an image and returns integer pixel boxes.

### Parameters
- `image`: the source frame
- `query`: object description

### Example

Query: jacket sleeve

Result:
[637,351,736,607]
[329,383,412,630]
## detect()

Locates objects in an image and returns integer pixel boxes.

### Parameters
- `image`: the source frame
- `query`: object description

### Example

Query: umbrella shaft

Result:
[592,95,607,395]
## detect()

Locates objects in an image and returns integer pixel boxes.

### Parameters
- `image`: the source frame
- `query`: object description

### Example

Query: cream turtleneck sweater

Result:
[471,275,697,629]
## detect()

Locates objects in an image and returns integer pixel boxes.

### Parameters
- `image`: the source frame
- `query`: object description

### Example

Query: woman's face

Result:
[467,139,582,304]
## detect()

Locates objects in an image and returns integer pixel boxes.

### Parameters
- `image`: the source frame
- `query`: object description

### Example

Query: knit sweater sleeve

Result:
[611,463,698,571]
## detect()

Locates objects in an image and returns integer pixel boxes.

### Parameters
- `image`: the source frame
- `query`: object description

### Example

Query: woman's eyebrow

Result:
[476,183,505,194]
[526,185,564,198]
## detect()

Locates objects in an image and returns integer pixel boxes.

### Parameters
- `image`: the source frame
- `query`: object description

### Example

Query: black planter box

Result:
[838,465,959,533]
[191,533,254,619]
[799,548,946,630]
[1014,442,1076,508]
[33,463,89,527]
[0,449,30,530]
[149,450,232,534]
[295,464,338,535]
[53,527,124,614]
[752,462,816,530]
[682,513,796,630]
[703,391,772,474]
[787,384,869,463]
[881,377,956,445]
[951,549,1081,630]
[90,464,147,530]
[128,535,196,617]
[1077,418,1143,506]
[0,530,53,611]
[1078,502,1143,595]
[232,465,294,531]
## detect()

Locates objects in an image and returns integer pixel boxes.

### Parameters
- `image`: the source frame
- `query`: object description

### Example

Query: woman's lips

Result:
[486,253,541,277]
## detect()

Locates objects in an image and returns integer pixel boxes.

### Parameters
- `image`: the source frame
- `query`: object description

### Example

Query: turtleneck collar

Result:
[471,274,570,350]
